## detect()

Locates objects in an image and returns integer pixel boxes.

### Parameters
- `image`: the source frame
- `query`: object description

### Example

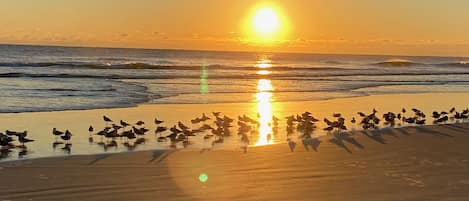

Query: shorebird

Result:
[155,126,167,133]
[61,130,72,144]
[0,133,14,148]
[103,115,113,125]
[200,113,210,121]
[416,119,426,125]
[178,122,190,130]
[111,124,122,131]
[136,120,145,126]
[52,128,64,140]
[170,125,182,133]
[154,118,164,125]
[351,117,356,124]
[121,130,136,141]
[120,120,130,128]
[450,107,456,113]
[133,126,149,137]
[18,135,34,147]
[333,113,341,118]
[191,117,201,124]
[88,126,94,134]
[95,127,109,141]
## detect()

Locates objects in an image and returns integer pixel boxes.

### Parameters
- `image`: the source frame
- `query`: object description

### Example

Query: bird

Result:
[18,135,34,147]
[120,120,130,128]
[178,122,190,130]
[351,117,356,124]
[88,126,94,134]
[103,115,113,123]
[154,118,164,125]
[333,113,341,118]
[450,107,456,113]
[52,128,64,140]
[200,113,210,121]
[61,130,72,144]
[136,120,145,126]
[112,124,123,130]
[155,126,167,133]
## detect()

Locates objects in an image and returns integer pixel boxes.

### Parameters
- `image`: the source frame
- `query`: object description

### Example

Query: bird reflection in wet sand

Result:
[18,146,29,158]
[61,143,72,154]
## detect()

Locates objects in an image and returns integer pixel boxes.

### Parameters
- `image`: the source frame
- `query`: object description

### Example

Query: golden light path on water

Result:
[254,58,275,146]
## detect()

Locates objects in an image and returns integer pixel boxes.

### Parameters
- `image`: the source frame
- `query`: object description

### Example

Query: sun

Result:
[253,8,280,36]
[244,4,288,43]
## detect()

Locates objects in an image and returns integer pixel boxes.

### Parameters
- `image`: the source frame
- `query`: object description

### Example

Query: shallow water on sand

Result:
[1,93,469,162]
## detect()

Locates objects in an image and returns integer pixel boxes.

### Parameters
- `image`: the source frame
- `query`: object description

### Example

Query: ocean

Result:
[1,44,469,113]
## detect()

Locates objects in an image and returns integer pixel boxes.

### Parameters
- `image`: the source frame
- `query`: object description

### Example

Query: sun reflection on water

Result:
[255,79,274,146]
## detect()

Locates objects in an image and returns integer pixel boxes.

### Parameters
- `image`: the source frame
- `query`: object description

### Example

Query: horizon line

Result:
[1,42,467,59]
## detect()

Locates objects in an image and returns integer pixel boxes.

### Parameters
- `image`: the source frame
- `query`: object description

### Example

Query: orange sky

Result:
[1,0,469,56]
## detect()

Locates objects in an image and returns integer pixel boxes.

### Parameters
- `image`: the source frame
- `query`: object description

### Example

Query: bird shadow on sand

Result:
[148,150,175,164]
[360,130,387,145]
[439,124,467,133]
[301,138,321,152]
[414,126,453,137]
[87,154,112,165]
[329,133,364,153]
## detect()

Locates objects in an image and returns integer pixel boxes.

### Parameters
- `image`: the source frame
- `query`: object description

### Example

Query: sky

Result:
[1,0,469,56]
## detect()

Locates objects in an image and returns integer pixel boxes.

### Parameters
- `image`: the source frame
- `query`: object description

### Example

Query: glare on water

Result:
[255,79,274,146]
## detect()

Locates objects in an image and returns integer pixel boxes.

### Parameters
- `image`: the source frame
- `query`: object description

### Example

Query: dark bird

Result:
[133,126,149,136]
[155,126,167,133]
[170,125,182,133]
[61,130,72,143]
[154,118,164,125]
[103,115,112,123]
[136,120,145,126]
[5,130,24,136]
[178,122,190,130]
[111,124,122,131]
[200,113,210,121]
[351,117,356,124]
[88,126,94,133]
[416,119,426,125]
[18,135,34,146]
[450,107,456,113]
[52,128,64,139]
[120,120,130,127]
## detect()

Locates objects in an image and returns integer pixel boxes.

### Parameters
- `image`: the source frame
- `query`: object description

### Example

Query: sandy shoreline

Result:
[1,122,469,201]
[1,92,469,161]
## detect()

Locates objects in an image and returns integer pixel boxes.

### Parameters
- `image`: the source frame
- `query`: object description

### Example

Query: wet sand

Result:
[1,92,469,160]
[1,123,469,201]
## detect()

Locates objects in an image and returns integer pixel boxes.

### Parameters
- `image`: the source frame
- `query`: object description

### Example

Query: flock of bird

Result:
[1,106,469,158]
